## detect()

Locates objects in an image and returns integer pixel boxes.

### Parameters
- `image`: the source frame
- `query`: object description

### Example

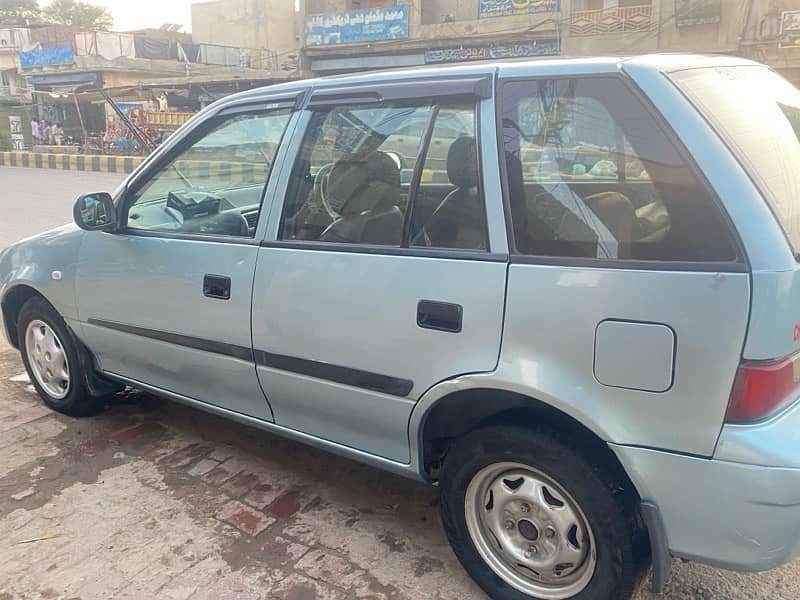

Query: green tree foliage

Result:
[0,0,42,27]
[0,129,13,151]
[43,0,113,30]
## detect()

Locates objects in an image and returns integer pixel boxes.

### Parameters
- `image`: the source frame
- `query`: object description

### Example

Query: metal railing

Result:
[570,4,654,35]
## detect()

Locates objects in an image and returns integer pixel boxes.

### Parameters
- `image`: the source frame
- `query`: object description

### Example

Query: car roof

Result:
[218,53,762,106]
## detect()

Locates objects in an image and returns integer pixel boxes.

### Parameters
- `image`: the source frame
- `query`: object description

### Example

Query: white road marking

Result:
[10,373,30,383]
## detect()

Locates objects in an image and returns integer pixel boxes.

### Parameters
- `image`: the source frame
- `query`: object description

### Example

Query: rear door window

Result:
[280,102,487,251]
[500,77,738,263]
[670,66,800,256]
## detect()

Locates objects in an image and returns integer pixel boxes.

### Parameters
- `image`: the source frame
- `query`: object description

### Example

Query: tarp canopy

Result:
[75,32,135,60]
[133,36,177,60]
[0,28,30,48]
[19,46,74,68]
[197,44,241,66]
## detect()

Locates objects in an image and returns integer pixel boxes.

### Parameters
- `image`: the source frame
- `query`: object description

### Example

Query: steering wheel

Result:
[312,162,340,221]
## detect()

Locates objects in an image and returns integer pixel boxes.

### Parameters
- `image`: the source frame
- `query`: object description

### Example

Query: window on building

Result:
[573,0,651,9]
[281,102,487,250]
[573,0,604,10]
[126,109,292,238]
[307,0,345,15]
[500,77,737,262]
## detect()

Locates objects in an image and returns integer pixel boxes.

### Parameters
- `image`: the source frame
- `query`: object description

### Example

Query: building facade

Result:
[297,0,800,85]
[0,28,33,148]
[191,0,301,71]
[0,21,297,150]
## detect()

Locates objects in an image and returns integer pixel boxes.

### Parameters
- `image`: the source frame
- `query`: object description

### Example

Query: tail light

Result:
[725,352,800,423]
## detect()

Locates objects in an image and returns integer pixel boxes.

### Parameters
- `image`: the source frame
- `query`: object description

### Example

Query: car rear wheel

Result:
[440,425,643,600]
[17,297,103,417]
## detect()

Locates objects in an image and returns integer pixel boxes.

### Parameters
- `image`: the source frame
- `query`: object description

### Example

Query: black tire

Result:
[17,296,102,417]
[440,425,644,600]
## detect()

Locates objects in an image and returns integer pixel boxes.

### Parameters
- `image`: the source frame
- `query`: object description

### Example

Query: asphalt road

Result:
[0,167,125,250]
[1,166,799,599]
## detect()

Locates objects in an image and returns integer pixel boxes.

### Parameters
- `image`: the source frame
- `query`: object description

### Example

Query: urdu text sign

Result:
[478,0,560,19]
[305,6,409,47]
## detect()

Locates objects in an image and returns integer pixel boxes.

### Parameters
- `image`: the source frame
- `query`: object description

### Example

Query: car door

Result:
[75,96,301,420]
[251,76,509,463]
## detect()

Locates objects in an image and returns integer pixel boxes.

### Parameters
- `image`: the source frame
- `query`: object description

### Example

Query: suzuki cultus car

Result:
[3,55,800,600]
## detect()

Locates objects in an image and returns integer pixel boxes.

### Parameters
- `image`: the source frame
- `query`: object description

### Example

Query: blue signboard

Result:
[425,39,560,64]
[305,6,409,47]
[19,46,74,68]
[479,0,560,19]
[30,73,97,86]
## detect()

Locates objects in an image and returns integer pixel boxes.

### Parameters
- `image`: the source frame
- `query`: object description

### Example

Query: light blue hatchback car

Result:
[3,54,800,600]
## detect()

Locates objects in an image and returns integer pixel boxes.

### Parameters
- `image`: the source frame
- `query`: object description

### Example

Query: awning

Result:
[30,73,98,86]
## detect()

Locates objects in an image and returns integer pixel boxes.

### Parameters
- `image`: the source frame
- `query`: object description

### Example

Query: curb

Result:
[0,152,144,174]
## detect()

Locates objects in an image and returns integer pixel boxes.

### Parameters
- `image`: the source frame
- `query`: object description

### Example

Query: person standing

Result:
[157,92,169,112]
[30,117,40,146]
[53,123,64,146]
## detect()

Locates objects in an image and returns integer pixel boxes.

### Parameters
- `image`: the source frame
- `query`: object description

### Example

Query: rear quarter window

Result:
[500,76,739,263]
[670,66,800,256]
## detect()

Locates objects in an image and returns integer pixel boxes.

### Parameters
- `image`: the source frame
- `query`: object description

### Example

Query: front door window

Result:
[126,109,292,237]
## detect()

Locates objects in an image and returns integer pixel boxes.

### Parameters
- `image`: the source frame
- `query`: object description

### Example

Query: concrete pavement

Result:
[1,166,800,599]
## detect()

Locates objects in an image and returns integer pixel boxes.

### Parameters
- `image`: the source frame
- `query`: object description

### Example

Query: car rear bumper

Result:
[612,438,800,572]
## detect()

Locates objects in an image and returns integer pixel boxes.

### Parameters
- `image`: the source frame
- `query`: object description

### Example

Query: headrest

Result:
[447,136,479,189]
[327,151,400,216]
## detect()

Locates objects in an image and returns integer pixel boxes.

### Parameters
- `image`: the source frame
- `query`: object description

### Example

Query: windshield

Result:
[670,66,800,255]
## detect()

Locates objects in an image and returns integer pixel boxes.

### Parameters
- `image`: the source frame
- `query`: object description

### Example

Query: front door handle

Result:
[417,300,462,333]
[203,274,231,300]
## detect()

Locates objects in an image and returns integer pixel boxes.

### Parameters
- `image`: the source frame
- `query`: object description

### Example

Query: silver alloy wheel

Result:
[464,462,597,599]
[24,320,70,400]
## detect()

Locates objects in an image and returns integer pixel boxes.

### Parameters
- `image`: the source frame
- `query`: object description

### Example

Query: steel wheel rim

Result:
[464,462,596,599]
[25,320,70,400]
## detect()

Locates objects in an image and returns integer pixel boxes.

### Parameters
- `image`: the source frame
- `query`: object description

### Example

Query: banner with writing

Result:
[780,10,800,47]
[425,40,560,64]
[478,0,560,19]
[305,6,409,47]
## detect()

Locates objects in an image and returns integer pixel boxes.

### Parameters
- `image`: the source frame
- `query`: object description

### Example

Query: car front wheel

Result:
[440,425,644,600]
[17,296,103,417]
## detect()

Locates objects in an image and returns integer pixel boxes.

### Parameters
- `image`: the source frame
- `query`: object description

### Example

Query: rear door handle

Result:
[203,274,231,300]
[417,300,462,333]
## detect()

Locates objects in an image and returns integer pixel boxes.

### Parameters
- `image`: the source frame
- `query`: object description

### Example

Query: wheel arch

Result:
[412,384,639,506]
[1,283,49,349]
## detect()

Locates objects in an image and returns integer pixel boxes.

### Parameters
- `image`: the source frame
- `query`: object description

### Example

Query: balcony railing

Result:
[570,4,654,36]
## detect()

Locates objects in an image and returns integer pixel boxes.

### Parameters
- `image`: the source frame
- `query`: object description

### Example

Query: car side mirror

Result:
[73,192,117,232]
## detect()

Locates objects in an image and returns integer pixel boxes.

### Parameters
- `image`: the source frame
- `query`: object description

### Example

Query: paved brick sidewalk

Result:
[1,343,798,600]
